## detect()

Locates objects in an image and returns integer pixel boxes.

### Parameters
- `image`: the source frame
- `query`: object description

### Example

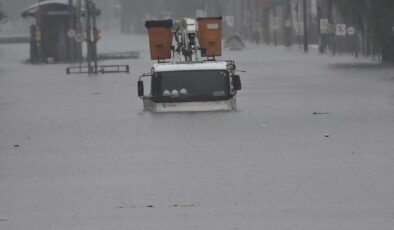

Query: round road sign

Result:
[347,26,356,35]
[74,32,84,43]
[67,29,76,38]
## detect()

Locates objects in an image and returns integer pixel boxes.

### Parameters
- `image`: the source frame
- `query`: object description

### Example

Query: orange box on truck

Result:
[145,20,173,60]
[196,17,222,57]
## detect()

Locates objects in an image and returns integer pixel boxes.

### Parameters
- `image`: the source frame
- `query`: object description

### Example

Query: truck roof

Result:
[153,61,228,72]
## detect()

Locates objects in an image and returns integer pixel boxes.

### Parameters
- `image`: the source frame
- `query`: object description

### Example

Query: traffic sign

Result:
[34,31,41,42]
[320,19,328,34]
[347,26,356,35]
[270,17,280,30]
[327,24,336,34]
[74,32,84,43]
[67,29,76,38]
[336,24,347,36]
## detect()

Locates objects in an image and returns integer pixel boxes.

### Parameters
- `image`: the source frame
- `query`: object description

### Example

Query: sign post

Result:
[295,22,304,36]
[303,0,308,52]
[270,16,280,46]
[347,26,357,57]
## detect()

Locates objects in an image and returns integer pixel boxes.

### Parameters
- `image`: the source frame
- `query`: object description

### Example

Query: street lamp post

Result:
[303,0,308,52]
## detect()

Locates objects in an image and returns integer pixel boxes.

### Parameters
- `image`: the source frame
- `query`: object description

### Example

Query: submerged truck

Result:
[138,17,241,112]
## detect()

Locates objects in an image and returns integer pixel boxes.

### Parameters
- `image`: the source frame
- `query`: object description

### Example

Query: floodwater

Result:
[1,32,394,230]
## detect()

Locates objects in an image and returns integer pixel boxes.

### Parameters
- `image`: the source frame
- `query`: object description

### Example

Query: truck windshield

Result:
[151,70,230,102]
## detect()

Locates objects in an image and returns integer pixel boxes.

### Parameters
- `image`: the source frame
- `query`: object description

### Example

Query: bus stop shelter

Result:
[21,0,82,63]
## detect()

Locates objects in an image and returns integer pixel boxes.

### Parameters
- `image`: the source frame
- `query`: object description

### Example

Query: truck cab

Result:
[138,61,241,112]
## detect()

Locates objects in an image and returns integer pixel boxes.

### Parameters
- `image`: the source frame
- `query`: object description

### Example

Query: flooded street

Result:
[1,33,394,230]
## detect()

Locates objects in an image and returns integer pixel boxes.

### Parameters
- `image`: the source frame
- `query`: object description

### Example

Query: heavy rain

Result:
[1,0,394,229]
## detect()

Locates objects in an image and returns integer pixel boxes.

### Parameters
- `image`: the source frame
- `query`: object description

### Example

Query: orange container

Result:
[145,20,173,60]
[197,17,222,57]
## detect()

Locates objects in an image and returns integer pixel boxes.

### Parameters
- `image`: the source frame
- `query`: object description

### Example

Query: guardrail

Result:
[98,51,139,60]
[66,65,129,75]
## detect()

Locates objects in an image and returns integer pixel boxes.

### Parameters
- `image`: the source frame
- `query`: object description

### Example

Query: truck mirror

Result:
[233,75,242,90]
[138,81,144,97]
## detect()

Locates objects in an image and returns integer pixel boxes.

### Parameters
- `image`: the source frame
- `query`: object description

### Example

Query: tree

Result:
[0,3,7,24]
[369,0,394,62]
[335,0,394,62]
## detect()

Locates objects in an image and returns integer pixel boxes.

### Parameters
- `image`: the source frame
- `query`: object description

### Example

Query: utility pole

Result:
[76,0,82,65]
[67,0,74,62]
[241,0,245,36]
[85,0,99,75]
[92,1,98,74]
[86,0,92,75]
[283,0,292,47]
[232,0,236,35]
[273,7,278,46]
[303,0,308,52]
[36,0,42,62]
